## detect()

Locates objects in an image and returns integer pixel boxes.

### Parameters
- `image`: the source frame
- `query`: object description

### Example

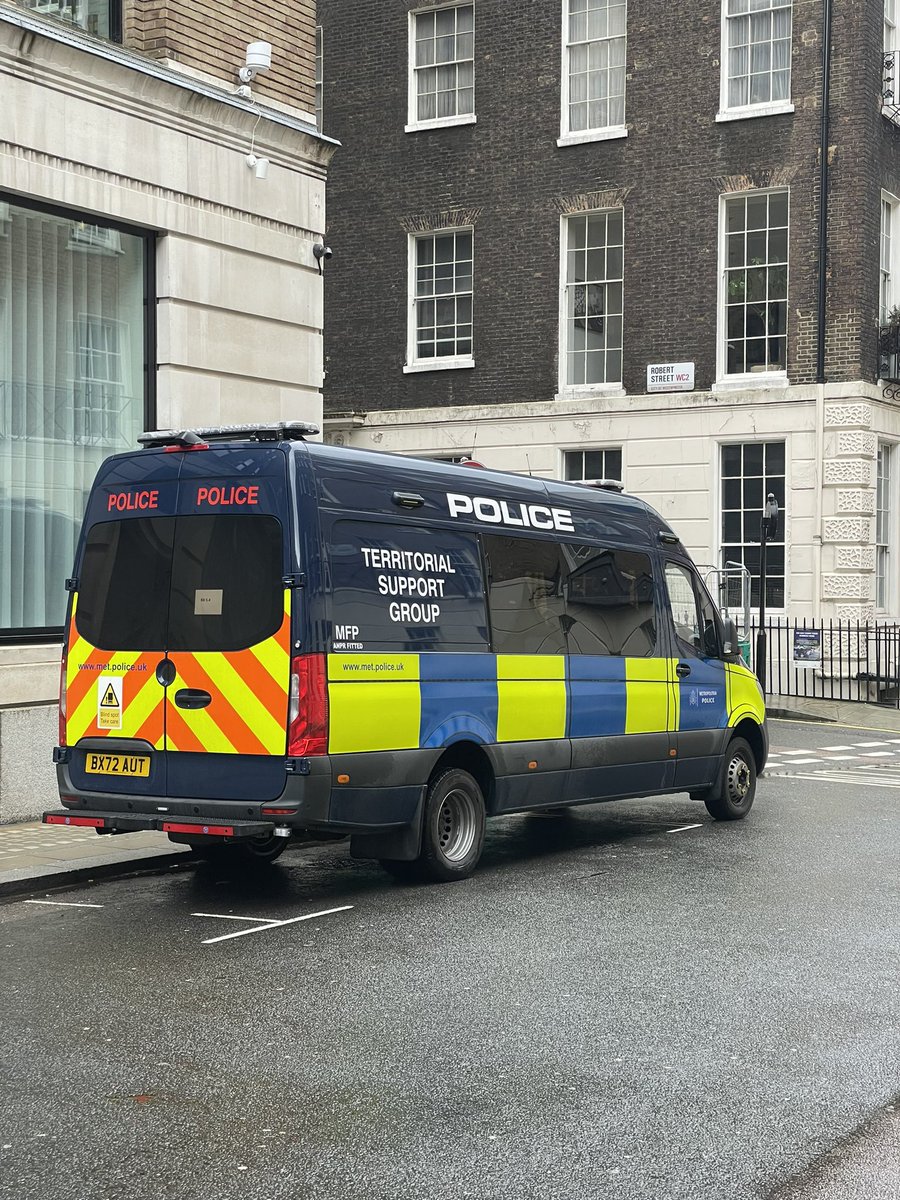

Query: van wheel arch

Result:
[426,742,496,815]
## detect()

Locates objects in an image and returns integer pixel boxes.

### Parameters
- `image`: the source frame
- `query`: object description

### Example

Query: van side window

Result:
[664,562,721,659]
[484,536,567,655]
[328,521,488,651]
[564,545,657,656]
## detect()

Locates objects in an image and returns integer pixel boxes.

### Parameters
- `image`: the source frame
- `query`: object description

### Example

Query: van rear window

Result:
[76,514,283,652]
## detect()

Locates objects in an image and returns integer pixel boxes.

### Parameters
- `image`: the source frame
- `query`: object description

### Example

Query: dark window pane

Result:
[584,451,605,478]
[76,516,174,650]
[723,478,742,509]
[722,445,742,477]
[765,441,785,474]
[606,448,622,478]
[485,536,567,655]
[743,476,763,509]
[723,512,742,542]
[168,516,283,652]
[329,521,488,652]
[564,546,656,656]
[744,443,764,475]
[564,453,583,481]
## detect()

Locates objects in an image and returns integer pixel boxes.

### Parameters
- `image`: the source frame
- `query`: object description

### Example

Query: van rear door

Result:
[162,451,292,802]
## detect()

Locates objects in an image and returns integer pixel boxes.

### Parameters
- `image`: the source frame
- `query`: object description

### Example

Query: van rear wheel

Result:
[419,768,486,882]
[704,737,757,821]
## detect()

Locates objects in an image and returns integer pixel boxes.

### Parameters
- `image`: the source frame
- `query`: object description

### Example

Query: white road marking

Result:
[860,752,895,757]
[823,755,860,760]
[24,900,104,909]
[790,770,900,790]
[853,741,892,747]
[202,905,353,945]
[786,758,823,765]
[779,750,808,755]
[818,745,855,751]
[191,912,276,924]
[667,824,702,833]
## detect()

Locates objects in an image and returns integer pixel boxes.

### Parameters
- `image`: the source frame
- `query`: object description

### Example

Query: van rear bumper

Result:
[53,748,434,834]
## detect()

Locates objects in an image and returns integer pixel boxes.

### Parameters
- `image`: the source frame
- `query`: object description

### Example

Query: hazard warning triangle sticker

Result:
[100,683,119,708]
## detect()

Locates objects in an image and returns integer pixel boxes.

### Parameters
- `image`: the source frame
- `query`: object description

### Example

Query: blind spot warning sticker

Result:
[98,676,123,730]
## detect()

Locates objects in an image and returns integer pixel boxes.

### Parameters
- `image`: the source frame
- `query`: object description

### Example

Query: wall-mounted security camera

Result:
[313,242,333,275]
[238,40,272,84]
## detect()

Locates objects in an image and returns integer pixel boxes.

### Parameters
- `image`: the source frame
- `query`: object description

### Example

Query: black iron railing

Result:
[753,618,900,708]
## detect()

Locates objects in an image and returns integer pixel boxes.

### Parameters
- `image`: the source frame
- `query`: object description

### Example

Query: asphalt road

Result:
[2,719,900,1200]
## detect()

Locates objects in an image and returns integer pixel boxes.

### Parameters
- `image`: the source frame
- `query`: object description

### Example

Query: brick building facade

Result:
[318,0,900,634]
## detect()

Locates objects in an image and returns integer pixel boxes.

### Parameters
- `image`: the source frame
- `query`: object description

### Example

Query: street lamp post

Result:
[756,493,779,691]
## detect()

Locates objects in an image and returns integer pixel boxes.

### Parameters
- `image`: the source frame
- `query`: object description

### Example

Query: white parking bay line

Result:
[24,899,104,909]
[668,824,702,833]
[819,745,854,751]
[854,741,891,747]
[860,751,895,757]
[191,912,276,923]
[201,905,353,945]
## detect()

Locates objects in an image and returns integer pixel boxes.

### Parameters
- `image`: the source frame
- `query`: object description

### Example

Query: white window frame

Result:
[406,3,476,134]
[315,26,323,129]
[717,438,788,614]
[558,0,628,148]
[715,188,789,389]
[717,0,794,123]
[557,209,626,397]
[561,446,624,484]
[881,191,900,324]
[876,442,895,612]
[404,227,475,373]
[886,0,900,112]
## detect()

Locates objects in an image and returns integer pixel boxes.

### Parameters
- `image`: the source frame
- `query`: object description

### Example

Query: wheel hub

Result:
[436,787,477,862]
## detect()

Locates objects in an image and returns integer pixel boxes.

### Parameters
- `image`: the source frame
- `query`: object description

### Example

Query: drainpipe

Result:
[816,0,832,385]
[814,0,833,620]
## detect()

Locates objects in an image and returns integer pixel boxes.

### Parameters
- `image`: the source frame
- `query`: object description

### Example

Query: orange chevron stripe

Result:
[164,704,207,754]
[168,653,271,756]
[231,645,289,723]
[133,702,166,745]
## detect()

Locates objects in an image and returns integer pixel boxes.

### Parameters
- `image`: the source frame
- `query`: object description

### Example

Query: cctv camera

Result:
[313,243,333,261]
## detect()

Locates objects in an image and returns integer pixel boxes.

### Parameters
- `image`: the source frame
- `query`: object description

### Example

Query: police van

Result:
[44,422,767,882]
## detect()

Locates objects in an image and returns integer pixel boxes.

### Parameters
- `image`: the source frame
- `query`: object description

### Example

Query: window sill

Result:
[557,383,626,399]
[712,371,788,392]
[405,114,477,134]
[557,126,628,148]
[716,101,794,123]
[404,357,475,374]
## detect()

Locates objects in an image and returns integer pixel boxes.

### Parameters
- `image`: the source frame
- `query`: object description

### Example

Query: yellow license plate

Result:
[84,752,151,778]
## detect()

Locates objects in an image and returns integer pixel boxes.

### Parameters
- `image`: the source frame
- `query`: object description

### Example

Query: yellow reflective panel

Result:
[497,680,566,742]
[328,682,421,753]
[625,657,671,734]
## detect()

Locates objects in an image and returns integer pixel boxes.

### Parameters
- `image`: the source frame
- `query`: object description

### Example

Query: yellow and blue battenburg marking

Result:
[326,653,765,754]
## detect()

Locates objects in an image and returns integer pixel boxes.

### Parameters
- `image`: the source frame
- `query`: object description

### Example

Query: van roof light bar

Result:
[138,422,320,448]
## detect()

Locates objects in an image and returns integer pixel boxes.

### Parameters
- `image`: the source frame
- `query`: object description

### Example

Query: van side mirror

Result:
[722,616,738,660]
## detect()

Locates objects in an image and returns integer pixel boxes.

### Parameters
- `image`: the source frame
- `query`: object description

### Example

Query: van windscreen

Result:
[76,514,283,652]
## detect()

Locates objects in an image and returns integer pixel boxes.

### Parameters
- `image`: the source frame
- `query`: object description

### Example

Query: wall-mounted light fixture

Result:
[238,41,272,84]
[245,153,270,180]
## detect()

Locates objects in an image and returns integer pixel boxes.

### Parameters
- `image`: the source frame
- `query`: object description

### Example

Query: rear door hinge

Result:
[282,572,306,588]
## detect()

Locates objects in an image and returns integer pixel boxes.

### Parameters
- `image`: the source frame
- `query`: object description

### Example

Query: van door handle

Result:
[174,688,212,709]
[675,663,692,678]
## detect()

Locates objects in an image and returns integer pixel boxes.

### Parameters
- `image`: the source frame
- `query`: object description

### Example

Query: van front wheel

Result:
[417,768,486,883]
[704,737,757,821]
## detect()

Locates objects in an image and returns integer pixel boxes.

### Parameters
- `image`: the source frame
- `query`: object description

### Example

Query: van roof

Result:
[132,425,681,546]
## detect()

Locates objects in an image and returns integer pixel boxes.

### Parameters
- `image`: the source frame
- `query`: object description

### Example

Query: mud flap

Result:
[349,791,425,862]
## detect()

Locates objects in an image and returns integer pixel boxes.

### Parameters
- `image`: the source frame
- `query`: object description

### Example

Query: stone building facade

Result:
[318,0,900,635]
[0,0,335,820]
